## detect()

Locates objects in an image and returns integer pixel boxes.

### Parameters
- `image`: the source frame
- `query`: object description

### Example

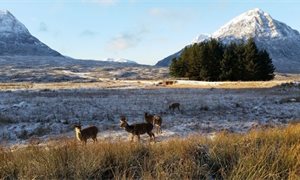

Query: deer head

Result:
[120,116,127,128]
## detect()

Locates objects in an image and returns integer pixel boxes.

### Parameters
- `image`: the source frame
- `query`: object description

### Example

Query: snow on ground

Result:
[0,81,299,146]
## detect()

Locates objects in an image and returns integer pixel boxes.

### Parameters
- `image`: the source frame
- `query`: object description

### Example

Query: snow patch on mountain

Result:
[0,10,29,35]
[191,34,210,44]
[105,58,137,64]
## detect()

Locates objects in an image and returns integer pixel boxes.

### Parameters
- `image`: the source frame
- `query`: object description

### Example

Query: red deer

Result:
[120,116,155,142]
[74,125,98,144]
[169,102,180,112]
[144,112,162,134]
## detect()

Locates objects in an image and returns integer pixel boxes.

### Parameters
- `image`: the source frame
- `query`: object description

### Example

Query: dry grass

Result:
[1,123,300,179]
[171,81,289,89]
[0,73,299,91]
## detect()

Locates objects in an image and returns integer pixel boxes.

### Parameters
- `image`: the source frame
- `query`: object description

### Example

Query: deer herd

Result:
[74,102,181,144]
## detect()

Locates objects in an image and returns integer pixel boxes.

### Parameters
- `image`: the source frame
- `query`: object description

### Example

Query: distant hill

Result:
[104,58,138,64]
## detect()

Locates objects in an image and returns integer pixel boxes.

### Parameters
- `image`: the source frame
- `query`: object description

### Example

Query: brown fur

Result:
[74,125,98,144]
[144,112,162,134]
[120,116,155,142]
[169,103,180,111]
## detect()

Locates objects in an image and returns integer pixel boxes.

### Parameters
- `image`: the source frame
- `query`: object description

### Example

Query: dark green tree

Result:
[169,57,188,77]
[206,39,223,81]
[186,44,201,79]
[243,38,260,80]
[256,50,275,80]
[234,41,247,80]
[220,43,239,81]
[169,38,275,81]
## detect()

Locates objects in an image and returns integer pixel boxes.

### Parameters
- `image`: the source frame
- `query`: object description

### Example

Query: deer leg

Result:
[148,132,155,142]
[147,132,152,139]
[130,134,134,142]
[151,132,155,142]
[93,137,97,143]
[137,135,141,142]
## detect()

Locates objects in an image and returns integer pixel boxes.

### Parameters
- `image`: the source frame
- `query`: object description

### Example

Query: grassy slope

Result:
[1,123,300,179]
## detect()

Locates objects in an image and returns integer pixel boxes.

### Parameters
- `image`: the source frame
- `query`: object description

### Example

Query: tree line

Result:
[169,38,275,81]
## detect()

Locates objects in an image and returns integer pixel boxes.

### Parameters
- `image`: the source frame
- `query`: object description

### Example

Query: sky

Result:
[1,0,300,65]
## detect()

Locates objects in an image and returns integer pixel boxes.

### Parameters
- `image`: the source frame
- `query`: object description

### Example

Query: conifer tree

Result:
[243,38,259,80]
[257,50,275,80]
[169,57,188,77]
[169,38,275,81]
[206,39,223,81]
[220,43,239,80]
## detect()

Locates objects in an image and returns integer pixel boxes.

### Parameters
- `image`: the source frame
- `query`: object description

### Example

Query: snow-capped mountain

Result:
[211,8,300,42]
[104,58,137,64]
[156,8,300,73]
[0,10,61,56]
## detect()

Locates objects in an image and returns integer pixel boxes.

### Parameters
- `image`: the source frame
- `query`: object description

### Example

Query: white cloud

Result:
[80,30,97,37]
[107,33,140,50]
[82,0,118,6]
[148,7,193,31]
[149,8,165,17]
[106,28,148,51]
[39,22,48,32]
[148,7,191,21]
[149,8,176,19]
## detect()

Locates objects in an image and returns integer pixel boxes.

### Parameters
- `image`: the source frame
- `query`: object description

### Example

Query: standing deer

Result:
[74,125,98,144]
[144,112,162,134]
[169,102,180,112]
[120,116,155,142]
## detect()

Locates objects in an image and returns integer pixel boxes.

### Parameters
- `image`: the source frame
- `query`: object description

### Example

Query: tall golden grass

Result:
[1,123,300,179]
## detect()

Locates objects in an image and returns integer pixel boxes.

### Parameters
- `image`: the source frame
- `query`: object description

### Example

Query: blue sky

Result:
[1,0,300,65]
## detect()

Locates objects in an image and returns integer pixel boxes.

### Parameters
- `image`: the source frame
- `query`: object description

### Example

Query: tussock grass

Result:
[1,124,300,179]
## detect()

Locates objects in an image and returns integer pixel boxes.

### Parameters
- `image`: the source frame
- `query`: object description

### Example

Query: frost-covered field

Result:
[0,80,299,146]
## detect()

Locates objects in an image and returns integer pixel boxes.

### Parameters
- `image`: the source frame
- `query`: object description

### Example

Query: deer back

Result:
[131,123,153,135]
[80,126,98,139]
[169,103,180,109]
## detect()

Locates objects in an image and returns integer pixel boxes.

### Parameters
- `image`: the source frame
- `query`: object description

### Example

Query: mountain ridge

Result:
[156,8,300,73]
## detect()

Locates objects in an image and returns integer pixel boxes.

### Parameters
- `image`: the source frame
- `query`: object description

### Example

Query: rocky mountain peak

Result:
[0,10,61,56]
[212,8,300,42]
[0,10,29,35]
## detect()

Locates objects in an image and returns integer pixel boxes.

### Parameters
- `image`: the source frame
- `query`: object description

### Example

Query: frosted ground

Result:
[0,79,299,146]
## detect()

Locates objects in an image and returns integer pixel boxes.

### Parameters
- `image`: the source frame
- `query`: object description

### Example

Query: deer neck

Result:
[124,124,134,134]
[75,128,83,141]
